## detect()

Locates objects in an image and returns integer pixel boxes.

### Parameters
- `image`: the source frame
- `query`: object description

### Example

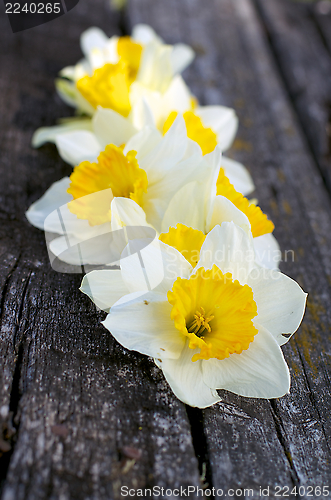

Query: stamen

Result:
[187,307,214,337]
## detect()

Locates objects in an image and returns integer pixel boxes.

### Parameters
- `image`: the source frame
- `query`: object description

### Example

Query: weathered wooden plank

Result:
[2,0,331,497]
[127,0,331,496]
[255,0,331,195]
[0,2,202,498]
[313,2,331,60]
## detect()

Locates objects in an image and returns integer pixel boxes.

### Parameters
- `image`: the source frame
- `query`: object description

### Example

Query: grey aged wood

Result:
[255,0,331,195]
[1,0,331,498]
[128,0,331,497]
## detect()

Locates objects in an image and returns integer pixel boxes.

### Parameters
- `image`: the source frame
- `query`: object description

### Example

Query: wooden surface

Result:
[0,0,331,498]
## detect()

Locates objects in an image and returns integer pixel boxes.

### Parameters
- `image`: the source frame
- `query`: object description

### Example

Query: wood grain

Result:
[128,0,331,496]
[1,0,331,498]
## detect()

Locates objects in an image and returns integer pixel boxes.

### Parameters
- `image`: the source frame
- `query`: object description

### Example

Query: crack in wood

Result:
[269,400,301,491]
[0,254,21,321]
[0,263,31,490]
[185,406,214,491]
[0,343,25,488]
[13,271,32,353]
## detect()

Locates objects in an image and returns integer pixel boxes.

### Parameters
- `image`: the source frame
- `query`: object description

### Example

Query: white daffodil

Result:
[81,222,307,408]
[55,24,194,115]
[31,25,195,148]
[26,116,207,265]
[160,146,280,269]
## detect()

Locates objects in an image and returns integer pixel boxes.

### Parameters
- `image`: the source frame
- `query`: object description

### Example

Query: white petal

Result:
[253,233,281,270]
[130,98,156,131]
[49,230,119,266]
[137,42,173,93]
[80,270,129,312]
[161,182,205,233]
[157,341,221,408]
[171,44,195,74]
[103,37,119,64]
[55,79,95,115]
[111,200,166,292]
[159,76,192,120]
[202,146,223,200]
[103,292,185,359]
[135,115,188,185]
[26,177,72,231]
[221,156,255,196]
[80,27,109,58]
[129,82,161,119]
[55,79,80,109]
[55,131,102,166]
[120,238,192,296]
[124,126,162,162]
[247,267,307,345]
[206,196,251,237]
[73,60,91,79]
[132,24,161,44]
[59,65,76,79]
[195,106,238,152]
[141,197,166,233]
[87,48,107,71]
[195,222,255,284]
[32,119,93,148]
[202,326,290,399]
[92,107,137,148]
[110,197,152,232]
[44,200,110,239]
[143,150,204,231]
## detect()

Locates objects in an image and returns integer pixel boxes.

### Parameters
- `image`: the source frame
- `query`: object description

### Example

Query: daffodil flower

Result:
[31,24,195,148]
[80,222,307,408]
[55,24,194,115]
[26,117,205,264]
[159,145,280,269]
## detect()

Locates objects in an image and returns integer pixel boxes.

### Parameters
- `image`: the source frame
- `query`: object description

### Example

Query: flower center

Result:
[216,169,274,238]
[76,62,132,117]
[187,307,214,337]
[159,224,206,267]
[163,111,217,155]
[168,265,258,362]
[67,144,148,225]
